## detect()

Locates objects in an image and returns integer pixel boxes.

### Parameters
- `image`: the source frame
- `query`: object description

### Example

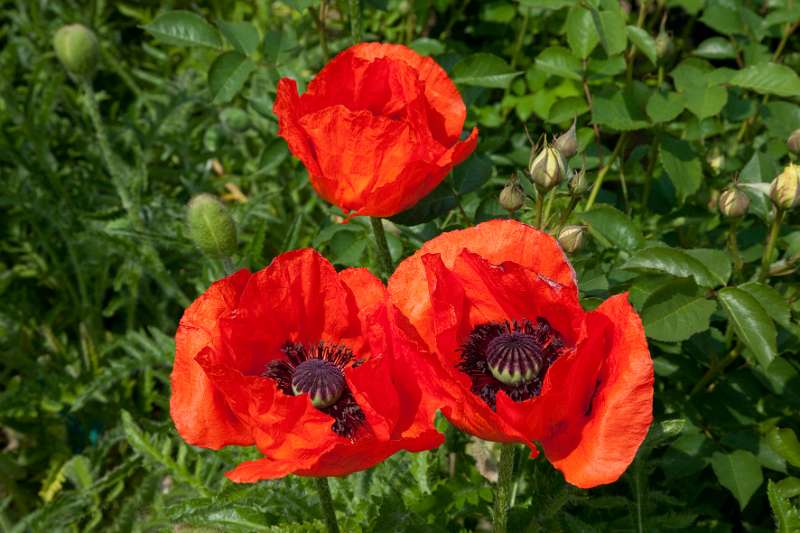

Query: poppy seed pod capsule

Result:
[554,121,578,159]
[530,145,567,192]
[718,187,750,218]
[558,225,585,254]
[53,24,99,79]
[499,175,525,212]
[770,163,800,210]
[787,129,800,154]
[187,194,238,258]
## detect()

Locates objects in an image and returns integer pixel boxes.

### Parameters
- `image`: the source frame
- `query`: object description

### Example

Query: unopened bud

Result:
[187,194,238,258]
[554,120,578,159]
[707,152,725,174]
[787,129,800,154]
[53,24,99,79]
[499,175,525,212]
[718,187,750,218]
[770,163,800,210]
[530,145,567,192]
[568,168,589,196]
[655,31,673,60]
[558,225,585,254]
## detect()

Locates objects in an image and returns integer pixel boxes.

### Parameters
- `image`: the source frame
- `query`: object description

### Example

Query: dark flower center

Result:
[264,342,366,440]
[457,318,568,410]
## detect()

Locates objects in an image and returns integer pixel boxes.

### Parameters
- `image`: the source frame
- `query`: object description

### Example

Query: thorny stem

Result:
[760,208,784,281]
[690,344,741,397]
[492,444,516,533]
[581,60,601,141]
[534,190,544,229]
[370,217,393,278]
[315,477,340,533]
[541,189,555,231]
[728,220,743,281]
[557,195,581,231]
[585,133,628,210]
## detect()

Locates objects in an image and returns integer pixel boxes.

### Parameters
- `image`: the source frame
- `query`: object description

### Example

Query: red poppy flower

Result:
[388,220,654,488]
[273,42,478,218]
[170,249,443,481]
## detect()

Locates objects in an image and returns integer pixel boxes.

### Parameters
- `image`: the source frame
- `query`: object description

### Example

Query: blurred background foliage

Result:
[1,0,800,531]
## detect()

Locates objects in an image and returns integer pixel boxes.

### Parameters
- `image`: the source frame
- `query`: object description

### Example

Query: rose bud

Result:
[557,225,585,254]
[770,163,800,210]
[568,167,589,196]
[718,187,750,218]
[655,31,674,60]
[187,194,238,258]
[554,120,578,159]
[530,144,567,192]
[499,174,525,212]
[787,129,800,154]
[53,24,99,79]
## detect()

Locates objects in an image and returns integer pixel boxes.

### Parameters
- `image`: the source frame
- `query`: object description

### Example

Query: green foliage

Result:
[1,0,799,531]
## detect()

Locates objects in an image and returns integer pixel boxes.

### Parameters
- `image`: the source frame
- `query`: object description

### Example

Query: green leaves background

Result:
[1,0,800,531]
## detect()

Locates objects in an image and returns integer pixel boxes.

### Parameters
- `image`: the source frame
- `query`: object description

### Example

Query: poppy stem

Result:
[492,444,516,533]
[370,217,394,277]
[314,477,340,533]
[349,0,362,44]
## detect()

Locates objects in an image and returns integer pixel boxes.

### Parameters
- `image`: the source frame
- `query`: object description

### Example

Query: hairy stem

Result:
[370,217,393,278]
[349,0,363,43]
[315,477,340,533]
[492,444,516,533]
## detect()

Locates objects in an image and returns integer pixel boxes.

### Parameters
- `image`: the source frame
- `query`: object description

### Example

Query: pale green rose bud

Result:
[770,163,800,210]
[499,174,525,212]
[554,120,578,159]
[530,145,567,192]
[718,187,750,218]
[557,225,585,254]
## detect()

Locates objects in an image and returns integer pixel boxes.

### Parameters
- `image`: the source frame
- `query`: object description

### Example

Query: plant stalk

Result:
[349,0,363,44]
[585,133,627,210]
[492,444,516,533]
[370,217,393,277]
[534,190,544,229]
[760,208,784,281]
[314,477,340,533]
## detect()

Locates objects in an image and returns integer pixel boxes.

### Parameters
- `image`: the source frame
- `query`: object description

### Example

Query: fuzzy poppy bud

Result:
[187,194,238,258]
[718,187,750,218]
[53,24,99,79]
[558,225,585,254]
[568,168,589,196]
[530,145,567,192]
[554,120,578,159]
[499,175,525,212]
[770,163,800,210]
[787,129,800,154]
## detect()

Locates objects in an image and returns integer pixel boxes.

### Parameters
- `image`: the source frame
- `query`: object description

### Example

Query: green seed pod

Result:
[499,174,525,212]
[53,24,99,79]
[557,225,585,254]
[718,187,750,218]
[770,163,800,210]
[187,194,238,258]
[529,145,567,192]
[554,120,578,159]
[787,129,800,154]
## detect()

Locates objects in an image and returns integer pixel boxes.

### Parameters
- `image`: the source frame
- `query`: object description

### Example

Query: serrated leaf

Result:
[623,247,718,287]
[566,6,599,59]
[769,480,800,533]
[717,287,777,369]
[452,53,521,88]
[208,51,256,104]
[576,204,644,250]
[684,249,731,286]
[596,9,628,56]
[534,47,582,81]
[646,90,685,123]
[711,450,763,510]
[684,84,728,120]
[143,10,222,48]
[738,282,792,329]
[453,153,492,195]
[693,37,737,59]
[627,26,657,65]
[767,428,800,468]
[660,135,702,201]
[641,279,717,342]
[730,63,800,98]
[216,20,260,55]
[592,84,650,130]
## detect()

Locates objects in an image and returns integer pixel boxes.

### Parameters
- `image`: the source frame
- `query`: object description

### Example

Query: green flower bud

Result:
[557,225,585,254]
[770,163,800,210]
[530,145,567,192]
[655,31,674,60]
[187,194,238,258]
[787,129,800,154]
[718,187,750,218]
[568,167,589,196]
[53,24,99,79]
[554,120,578,159]
[499,174,525,212]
